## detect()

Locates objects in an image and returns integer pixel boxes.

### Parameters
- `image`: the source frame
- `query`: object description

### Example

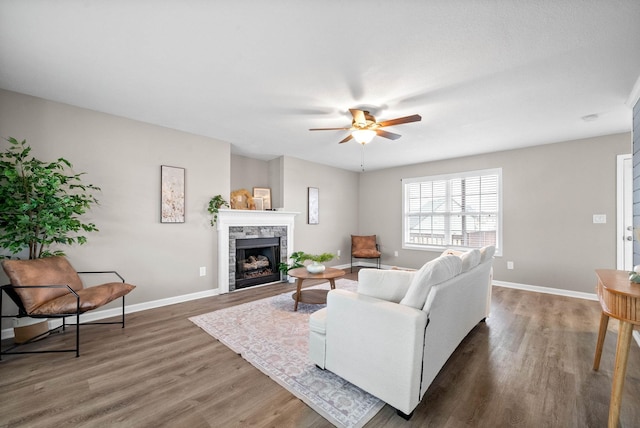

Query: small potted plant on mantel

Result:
[279,251,335,279]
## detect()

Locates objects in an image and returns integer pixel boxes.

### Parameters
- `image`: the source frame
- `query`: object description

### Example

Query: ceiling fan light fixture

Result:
[352,129,376,145]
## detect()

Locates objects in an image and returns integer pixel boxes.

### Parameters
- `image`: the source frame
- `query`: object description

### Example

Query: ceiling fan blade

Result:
[377,129,402,140]
[349,109,366,127]
[338,134,354,144]
[378,114,422,128]
[309,127,352,131]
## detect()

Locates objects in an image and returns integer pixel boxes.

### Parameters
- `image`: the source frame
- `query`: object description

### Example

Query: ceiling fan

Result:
[309,108,422,145]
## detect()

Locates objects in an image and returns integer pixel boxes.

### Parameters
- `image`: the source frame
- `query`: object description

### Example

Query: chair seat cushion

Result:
[352,249,381,258]
[29,282,136,315]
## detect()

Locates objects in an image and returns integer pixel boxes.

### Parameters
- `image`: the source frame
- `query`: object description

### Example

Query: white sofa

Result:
[309,246,495,417]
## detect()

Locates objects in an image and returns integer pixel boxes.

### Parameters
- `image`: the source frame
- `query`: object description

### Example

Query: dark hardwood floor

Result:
[1,270,639,427]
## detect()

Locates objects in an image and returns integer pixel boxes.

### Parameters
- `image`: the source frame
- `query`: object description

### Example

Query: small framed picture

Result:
[308,187,319,224]
[254,197,264,210]
[161,165,185,223]
[253,187,272,210]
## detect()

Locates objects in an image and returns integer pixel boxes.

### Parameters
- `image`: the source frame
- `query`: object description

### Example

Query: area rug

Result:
[189,279,384,428]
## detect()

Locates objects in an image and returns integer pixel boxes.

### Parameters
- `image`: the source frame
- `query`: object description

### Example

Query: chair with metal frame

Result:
[350,235,382,273]
[1,256,135,359]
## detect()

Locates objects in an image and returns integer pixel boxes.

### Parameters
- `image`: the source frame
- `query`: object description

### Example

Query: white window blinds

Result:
[402,168,501,253]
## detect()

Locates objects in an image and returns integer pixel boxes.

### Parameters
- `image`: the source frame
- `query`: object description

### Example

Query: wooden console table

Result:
[593,269,640,428]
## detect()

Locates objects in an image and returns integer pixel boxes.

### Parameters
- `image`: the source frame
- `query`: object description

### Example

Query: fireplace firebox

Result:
[235,237,281,289]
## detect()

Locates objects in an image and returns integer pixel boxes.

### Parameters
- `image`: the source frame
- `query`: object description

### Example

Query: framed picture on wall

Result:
[308,187,319,224]
[253,187,271,210]
[161,165,185,223]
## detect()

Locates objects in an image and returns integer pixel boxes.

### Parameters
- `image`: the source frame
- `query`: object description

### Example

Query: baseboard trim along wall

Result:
[492,280,598,301]
[1,288,219,341]
[3,271,639,350]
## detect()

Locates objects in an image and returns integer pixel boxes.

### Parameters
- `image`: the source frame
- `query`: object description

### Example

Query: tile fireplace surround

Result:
[216,209,298,293]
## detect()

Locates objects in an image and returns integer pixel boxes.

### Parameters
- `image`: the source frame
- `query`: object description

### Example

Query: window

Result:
[402,168,502,254]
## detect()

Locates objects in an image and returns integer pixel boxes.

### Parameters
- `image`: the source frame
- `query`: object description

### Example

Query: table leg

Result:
[608,320,633,428]
[294,278,304,311]
[329,278,336,290]
[593,311,609,371]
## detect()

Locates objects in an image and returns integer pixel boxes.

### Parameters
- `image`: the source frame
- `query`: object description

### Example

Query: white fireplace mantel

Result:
[217,209,298,293]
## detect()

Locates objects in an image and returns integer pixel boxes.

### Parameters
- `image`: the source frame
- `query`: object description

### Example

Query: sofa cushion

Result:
[460,249,481,272]
[399,255,462,309]
[309,308,327,334]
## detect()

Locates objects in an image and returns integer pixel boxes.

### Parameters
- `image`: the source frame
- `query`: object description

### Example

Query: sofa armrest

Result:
[357,269,415,303]
[324,289,428,414]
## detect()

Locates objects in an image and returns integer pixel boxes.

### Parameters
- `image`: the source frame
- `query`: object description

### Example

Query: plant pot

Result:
[306,262,326,274]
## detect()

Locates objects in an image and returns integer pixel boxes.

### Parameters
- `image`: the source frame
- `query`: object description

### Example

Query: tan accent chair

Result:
[1,256,136,359]
[351,235,381,273]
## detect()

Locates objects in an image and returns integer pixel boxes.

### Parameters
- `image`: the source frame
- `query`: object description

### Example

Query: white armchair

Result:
[309,247,494,418]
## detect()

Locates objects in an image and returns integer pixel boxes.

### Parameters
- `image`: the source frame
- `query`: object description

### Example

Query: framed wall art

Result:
[308,187,319,224]
[161,165,185,223]
[253,187,271,210]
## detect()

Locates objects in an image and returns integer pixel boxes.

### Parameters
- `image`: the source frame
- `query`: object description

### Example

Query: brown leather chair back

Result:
[2,257,84,313]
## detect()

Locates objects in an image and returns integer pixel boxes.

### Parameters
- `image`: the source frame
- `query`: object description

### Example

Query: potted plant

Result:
[0,138,100,259]
[301,252,335,273]
[279,251,335,276]
[278,251,306,280]
[207,195,229,226]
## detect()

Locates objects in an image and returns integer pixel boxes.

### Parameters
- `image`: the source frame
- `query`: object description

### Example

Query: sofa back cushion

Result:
[399,255,462,309]
[2,256,84,314]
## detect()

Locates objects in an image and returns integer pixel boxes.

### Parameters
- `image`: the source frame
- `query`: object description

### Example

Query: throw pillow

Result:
[399,255,462,309]
[480,245,496,264]
[460,249,481,272]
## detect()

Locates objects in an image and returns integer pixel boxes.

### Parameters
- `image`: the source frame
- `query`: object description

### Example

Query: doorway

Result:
[616,154,633,270]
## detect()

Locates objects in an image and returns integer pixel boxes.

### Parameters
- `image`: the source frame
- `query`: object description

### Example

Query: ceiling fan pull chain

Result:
[361,144,365,171]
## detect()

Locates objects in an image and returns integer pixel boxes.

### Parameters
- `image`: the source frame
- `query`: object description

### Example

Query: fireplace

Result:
[216,209,298,294]
[235,237,280,289]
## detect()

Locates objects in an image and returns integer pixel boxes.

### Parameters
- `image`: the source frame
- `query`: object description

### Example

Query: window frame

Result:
[401,168,503,256]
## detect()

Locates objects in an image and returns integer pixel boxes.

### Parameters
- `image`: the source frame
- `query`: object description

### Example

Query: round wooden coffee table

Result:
[288,267,346,311]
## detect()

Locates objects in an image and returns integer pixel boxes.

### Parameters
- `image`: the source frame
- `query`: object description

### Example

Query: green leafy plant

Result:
[207,194,229,226]
[278,251,306,274]
[302,252,335,263]
[0,137,100,259]
[278,251,335,274]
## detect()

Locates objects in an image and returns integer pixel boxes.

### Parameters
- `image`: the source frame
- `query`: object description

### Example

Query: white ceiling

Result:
[1,1,639,171]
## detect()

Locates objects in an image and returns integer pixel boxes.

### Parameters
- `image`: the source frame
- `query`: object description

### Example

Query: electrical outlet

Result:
[394,251,399,257]
[507,261,514,270]
[337,250,341,257]
[199,266,206,276]
[593,214,607,224]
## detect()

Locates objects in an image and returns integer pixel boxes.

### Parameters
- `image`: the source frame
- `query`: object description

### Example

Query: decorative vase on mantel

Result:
[306,261,326,274]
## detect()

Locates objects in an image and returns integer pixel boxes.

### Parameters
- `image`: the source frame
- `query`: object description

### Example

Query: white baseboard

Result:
[492,280,598,301]
[1,288,220,341]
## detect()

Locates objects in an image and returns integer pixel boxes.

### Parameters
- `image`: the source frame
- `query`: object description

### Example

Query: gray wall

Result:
[359,133,631,294]
[0,89,231,314]
[0,87,632,313]
[281,156,359,267]
[230,154,270,197]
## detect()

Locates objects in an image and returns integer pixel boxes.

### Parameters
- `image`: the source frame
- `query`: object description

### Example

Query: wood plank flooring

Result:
[1,270,639,427]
